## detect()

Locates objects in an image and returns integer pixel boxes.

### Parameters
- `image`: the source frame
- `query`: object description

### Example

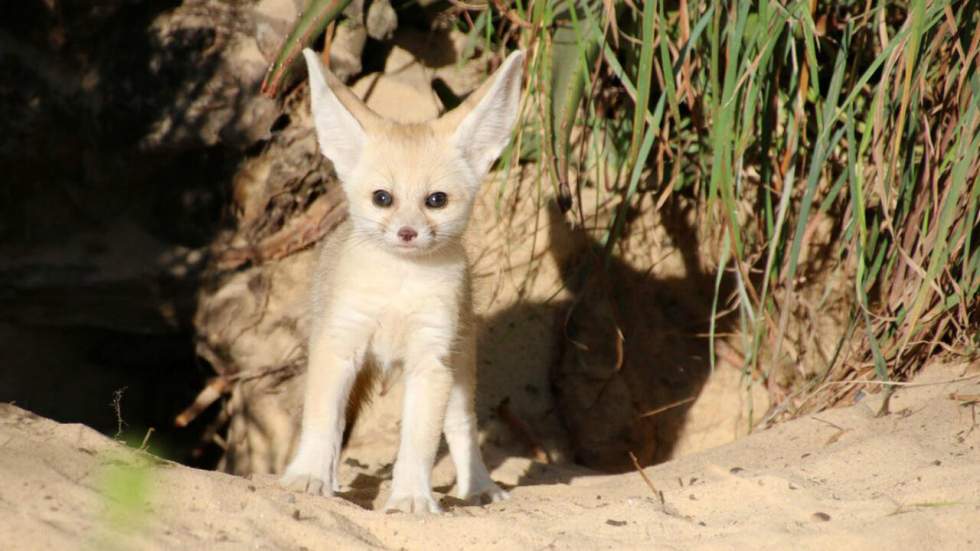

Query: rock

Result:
[366,0,398,40]
[253,0,298,61]
[329,19,368,81]
[350,71,441,122]
[140,2,280,150]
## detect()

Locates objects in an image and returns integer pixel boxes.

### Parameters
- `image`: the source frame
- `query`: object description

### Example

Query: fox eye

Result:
[372,190,393,208]
[425,192,448,209]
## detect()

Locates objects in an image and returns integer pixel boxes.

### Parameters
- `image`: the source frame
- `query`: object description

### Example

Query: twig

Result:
[175,357,303,432]
[637,395,697,418]
[815,373,980,389]
[628,451,665,509]
[192,406,231,459]
[876,385,897,417]
[491,0,532,29]
[497,397,551,463]
[811,417,845,431]
[448,0,489,10]
[175,376,229,428]
[139,428,155,452]
[111,387,127,439]
[949,392,980,402]
[214,191,346,270]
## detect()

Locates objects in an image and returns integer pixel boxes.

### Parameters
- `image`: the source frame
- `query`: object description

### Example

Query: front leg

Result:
[384,356,453,513]
[280,338,362,496]
[443,339,509,504]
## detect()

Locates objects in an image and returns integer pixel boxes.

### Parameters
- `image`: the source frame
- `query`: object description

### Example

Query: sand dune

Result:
[2,363,977,550]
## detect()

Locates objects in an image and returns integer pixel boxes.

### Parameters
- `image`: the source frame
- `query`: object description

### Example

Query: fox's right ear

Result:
[302,48,380,182]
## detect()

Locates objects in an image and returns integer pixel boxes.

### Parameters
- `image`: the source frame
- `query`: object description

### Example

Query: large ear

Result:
[302,48,381,182]
[440,50,525,179]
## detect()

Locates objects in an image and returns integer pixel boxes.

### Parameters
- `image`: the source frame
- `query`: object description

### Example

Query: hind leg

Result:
[443,341,508,504]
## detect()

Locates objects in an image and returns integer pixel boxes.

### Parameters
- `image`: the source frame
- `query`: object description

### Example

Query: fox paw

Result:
[384,493,444,514]
[459,482,510,505]
[280,472,333,497]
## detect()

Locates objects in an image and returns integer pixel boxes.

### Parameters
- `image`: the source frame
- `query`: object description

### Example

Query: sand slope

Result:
[2,363,978,550]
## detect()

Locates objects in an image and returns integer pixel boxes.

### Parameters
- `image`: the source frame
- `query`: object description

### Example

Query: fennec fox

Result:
[280,48,524,513]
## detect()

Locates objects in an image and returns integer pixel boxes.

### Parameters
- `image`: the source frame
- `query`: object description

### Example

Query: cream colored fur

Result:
[280,48,525,513]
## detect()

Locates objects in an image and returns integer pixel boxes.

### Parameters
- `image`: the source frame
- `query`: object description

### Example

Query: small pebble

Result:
[605,519,627,527]
[811,512,831,522]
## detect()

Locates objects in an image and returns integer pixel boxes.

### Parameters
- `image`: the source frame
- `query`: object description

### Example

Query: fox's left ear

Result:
[440,50,525,179]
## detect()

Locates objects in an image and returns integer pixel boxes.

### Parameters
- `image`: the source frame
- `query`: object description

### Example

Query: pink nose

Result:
[397,227,418,242]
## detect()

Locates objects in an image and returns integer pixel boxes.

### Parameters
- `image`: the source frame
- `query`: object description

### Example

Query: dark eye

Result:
[372,190,393,208]
[425,192,448,209]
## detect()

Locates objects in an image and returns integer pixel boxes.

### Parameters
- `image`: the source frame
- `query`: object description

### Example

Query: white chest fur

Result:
[320,244,465,371]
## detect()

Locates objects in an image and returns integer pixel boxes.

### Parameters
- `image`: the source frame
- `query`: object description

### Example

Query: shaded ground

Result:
[0,0,260,464]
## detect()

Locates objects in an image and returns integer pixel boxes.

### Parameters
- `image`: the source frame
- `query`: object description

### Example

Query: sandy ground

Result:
[3,362,978,551]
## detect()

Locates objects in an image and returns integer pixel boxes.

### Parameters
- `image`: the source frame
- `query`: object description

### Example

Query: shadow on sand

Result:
[475,200,735,487]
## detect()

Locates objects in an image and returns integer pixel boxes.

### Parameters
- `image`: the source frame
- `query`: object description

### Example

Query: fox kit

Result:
[280,48,524,513]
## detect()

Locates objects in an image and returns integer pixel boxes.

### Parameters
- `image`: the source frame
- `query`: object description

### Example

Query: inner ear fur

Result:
[320,67,385,134]
[434,51,525,135]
